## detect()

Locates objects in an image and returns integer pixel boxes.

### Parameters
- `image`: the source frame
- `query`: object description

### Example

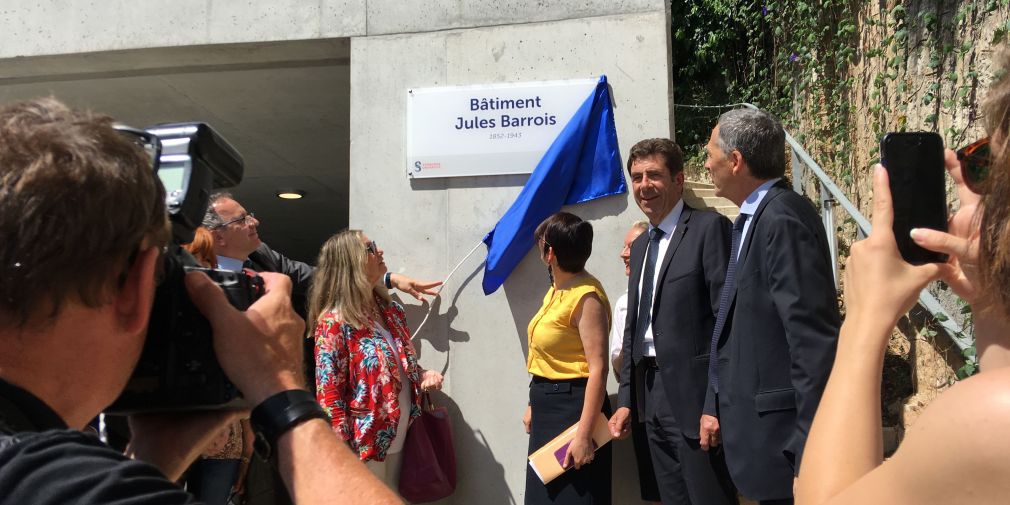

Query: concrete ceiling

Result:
[0,39,350,263]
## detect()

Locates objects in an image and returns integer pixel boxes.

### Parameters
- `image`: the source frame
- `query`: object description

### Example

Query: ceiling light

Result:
[276,189,305,200]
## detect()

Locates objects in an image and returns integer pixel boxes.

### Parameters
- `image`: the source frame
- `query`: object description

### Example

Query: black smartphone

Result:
[880,132,948,264]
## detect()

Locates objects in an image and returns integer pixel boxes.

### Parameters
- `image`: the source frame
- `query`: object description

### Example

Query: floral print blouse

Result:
[314,294,423,462]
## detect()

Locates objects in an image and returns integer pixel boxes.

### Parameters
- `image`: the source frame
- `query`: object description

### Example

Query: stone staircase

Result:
[683,180,738,220]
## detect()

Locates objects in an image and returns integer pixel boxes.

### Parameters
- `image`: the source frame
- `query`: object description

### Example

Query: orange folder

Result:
[527,412,613,484]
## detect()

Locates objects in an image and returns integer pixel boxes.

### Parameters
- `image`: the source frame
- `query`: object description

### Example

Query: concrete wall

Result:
[0,0,674,501]
[349,6,673,503]
[0,0,661,58]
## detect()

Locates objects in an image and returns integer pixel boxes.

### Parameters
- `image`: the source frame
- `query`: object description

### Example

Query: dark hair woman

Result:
[524,212,612,504]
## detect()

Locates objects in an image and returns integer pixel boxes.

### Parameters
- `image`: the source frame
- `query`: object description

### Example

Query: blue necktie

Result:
[633,228,664,363]
[708,214,749,392]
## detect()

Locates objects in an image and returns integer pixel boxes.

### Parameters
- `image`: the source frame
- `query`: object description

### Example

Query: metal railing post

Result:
[792,148,804,194]
[821,184,839,288]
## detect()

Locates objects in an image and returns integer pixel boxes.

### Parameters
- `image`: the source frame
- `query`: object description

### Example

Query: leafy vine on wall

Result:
[671,0,1010,378]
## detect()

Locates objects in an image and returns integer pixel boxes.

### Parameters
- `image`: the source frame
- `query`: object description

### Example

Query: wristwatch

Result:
[250,389,329,459]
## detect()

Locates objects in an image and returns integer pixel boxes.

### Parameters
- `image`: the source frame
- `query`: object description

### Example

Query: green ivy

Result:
[670,0,1007,377]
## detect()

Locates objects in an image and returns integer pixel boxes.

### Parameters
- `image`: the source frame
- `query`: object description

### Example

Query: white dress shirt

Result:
[637,199,685,357]
[216,255,245,272]
[736,178,781,260]
[609,291,629,365]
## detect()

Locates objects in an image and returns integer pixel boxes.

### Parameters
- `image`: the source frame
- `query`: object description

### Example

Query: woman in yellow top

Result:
[523,212,612,505]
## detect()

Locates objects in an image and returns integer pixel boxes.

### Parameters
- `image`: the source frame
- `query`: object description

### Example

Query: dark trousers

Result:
[630,414,661,502]
[526,376,612,505]
[642,365,738,505]
[759,499,794,505]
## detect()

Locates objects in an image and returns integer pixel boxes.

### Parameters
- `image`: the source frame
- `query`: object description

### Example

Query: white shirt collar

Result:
[739,178,781,216]
[216,255,245,272]
[651,199,685,238]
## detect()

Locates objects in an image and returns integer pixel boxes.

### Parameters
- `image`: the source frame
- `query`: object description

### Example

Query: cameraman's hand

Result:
[186,271,307,405]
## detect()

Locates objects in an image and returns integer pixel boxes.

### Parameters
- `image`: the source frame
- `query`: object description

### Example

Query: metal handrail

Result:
[680,102,973,357]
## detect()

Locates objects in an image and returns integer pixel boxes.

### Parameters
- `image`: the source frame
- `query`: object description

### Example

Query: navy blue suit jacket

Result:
[704,181,840,500]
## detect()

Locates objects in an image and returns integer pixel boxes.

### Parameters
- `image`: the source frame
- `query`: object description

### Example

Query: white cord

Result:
[411,240,485,336]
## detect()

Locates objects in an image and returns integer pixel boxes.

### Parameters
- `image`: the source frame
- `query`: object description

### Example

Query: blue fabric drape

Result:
[482,75,625,295]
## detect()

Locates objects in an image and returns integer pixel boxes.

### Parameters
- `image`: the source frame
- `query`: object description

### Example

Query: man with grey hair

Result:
[0,97,400,505]
[700,108,839,505]
[203,192,441,312]
[203,192,439,505]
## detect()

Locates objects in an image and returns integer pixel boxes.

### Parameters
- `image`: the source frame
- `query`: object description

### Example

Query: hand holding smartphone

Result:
[879,132,948,265]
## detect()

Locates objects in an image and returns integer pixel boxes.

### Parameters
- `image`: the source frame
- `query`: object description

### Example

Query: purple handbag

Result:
[398,393,457,503]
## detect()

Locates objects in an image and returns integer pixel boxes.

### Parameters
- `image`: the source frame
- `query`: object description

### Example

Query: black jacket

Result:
[617,204,732,439]
[704,181,840,500]
[246,243,315,318]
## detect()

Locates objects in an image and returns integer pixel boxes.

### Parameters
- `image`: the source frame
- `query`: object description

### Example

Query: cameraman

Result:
[0,98,400,504]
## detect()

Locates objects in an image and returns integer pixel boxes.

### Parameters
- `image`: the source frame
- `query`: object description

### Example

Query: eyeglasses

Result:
[214,212,256,229]
[365,241,379,255]
[957,137,991,193]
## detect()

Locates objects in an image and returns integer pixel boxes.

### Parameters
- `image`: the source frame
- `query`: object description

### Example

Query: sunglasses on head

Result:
[957,137,991,193]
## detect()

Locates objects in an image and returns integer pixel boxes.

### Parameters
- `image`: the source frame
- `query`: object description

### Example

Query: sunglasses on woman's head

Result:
[957,137,991,193]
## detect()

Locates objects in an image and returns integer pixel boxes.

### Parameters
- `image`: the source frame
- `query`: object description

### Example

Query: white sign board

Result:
[406,78,599,178]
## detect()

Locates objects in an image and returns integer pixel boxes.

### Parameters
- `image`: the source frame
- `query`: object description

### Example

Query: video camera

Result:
[107,123,262,414]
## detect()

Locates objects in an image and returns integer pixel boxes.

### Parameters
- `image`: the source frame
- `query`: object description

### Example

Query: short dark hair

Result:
[0,97,169,327]
[716,108,786,179]
[534,212,594,274]
[626,138,684,176]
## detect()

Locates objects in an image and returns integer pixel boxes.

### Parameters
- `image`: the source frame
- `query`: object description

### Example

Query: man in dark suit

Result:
[202,192,439,505]
[700,109,840,505]
[608,138,738,505]
[203,192,439,313]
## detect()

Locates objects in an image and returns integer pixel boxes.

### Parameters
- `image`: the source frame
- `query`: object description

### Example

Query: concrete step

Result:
[684,179,737,220]
[684,180,715,189]
[688,188,716,199]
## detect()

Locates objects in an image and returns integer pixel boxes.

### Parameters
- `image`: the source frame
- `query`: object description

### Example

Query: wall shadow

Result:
[397,263,482,374]
[426,390,516,505]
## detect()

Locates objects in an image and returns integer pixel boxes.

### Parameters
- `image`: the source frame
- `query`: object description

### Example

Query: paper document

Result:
[527,412,613,484]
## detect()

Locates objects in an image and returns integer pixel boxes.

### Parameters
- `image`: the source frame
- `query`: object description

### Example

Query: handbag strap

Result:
[422,392,436,412]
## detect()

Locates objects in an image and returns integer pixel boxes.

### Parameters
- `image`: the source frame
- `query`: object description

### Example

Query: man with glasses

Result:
[203,193,438,505]
[0,98,400,505]
[204,192,439,314]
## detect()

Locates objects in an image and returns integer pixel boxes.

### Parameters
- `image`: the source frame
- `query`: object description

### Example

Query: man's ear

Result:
[674,169,685,188]
[730,150,746,176]
[114,245,160,335]
[212,229,226,248]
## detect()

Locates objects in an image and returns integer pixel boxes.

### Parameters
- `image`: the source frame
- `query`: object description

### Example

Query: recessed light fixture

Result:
[276,189,305,200]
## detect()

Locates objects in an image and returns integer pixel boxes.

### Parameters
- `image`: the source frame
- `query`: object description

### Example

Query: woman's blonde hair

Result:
[307,229,389,330]
[980,49,1010,317]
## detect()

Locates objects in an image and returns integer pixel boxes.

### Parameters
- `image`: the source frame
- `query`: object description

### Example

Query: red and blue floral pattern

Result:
[314,294,423,462]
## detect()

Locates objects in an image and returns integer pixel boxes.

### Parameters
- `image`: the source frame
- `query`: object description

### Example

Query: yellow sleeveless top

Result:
[527,275,611,379]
